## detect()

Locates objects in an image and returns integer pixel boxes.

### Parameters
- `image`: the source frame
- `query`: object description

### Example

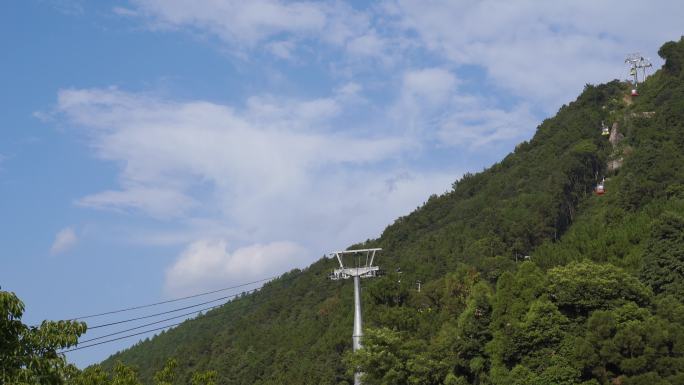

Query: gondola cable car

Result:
[595,177,606,195]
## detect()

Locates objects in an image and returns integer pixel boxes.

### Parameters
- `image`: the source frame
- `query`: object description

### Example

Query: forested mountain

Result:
[93,37,684,385]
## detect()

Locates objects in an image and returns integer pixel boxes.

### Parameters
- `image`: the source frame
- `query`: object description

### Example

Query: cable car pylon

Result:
[625,53,652,96]
[329,248,381,385]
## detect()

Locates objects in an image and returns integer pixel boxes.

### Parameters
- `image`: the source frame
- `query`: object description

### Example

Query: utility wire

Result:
[85,272,308,330]
[69,276,276,320]
[60,271,319,353]
[63,286,278,352]
[77,291,254,344]
[88,291,246,329]
[62,323,184,353]
[62,294,257,353]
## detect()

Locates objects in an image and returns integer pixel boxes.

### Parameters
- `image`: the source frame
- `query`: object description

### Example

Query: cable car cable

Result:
[68,276,276,321]
[62,271,326,353]
[62,323,184,353]
[83,272,307,329]
[77,293,251,344]
[88,291,246,329]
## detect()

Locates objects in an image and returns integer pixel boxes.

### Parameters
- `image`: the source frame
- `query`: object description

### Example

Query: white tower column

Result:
[353,275,363,352]
[328,248,381,385]
[353,274,363,385]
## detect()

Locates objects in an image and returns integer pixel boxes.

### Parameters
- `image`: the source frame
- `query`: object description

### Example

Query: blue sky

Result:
[1,0,682,367]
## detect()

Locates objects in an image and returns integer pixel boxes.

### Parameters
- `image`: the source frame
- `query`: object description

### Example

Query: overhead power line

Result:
[62,323,184,353]
[77,297,242,344]
[69,276,276,321]
[83,272,310,330]
[60,271,319,353]
[88,290,252,329]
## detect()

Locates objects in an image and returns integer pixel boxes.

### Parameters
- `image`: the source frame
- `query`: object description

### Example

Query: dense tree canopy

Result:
[4,37,684,385]
[0,288,85,384]
[97,37,684,385]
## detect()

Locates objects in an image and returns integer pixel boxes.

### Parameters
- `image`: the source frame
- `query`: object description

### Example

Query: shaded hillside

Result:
[99,38,684,385]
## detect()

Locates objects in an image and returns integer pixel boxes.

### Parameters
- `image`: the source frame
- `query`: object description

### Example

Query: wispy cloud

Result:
[77,186,198,219]
[438,102,538,147]
[385,0,682,110]
[401,68,458,106]
[387,67,536,145]
[50,227,78,255]
[50,0,682,293]
[112,6,138,17]
[52,87,455,267]
[127,0,361,47]
[49,0,85,16]
[165,239,307,296]
[122,0,683,112]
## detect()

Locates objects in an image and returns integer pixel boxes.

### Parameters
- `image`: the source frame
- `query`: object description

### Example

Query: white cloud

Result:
[49,0,84,15]
[438,102,538,147]
[402,68,457,106]
[77,186,197,219]
[58,1,684,290]
[124,0,403,66]
[387,0,683,111]
[127,0,368,49]
[387,67,535,145]
[112,6,138,17]
[266,40,297,60]
[50,227,77,255]
[120,1,683,114]
[245,94,341,130]
[53,87,456,264]
[165,239,307,296]
[335,82,362,99]
[131,0,324,43]
[346,30,388,59]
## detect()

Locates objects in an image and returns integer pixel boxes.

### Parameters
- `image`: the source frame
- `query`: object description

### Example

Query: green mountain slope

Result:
[100,38,684,385]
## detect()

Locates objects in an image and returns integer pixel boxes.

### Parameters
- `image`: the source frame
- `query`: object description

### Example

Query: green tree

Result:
[191,370,217,385]
[641,212,684,301]
[87,37,684,385]
[548,261,652,316]
[68,366,109,385]
[153,359,176,385]
[580,302,684,383]
[346,328,444,385]
[433,282,493,384]
[111,362,141,385]
[0,288,86,385]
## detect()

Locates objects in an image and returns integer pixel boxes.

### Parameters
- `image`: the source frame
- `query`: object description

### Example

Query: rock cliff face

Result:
[609,122,624,147]
[605,111,655,173]
[607,157,623,173]
[607,122,625,172]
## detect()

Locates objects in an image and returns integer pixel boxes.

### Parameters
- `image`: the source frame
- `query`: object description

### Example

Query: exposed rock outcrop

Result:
[607,122,625,173]
[609,122,624,147]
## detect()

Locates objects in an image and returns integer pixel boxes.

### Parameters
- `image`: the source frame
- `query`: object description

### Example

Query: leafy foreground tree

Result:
[69,358,217,385]
[1,288,218,385]
[66,359,216,385]
[0,288,85,384]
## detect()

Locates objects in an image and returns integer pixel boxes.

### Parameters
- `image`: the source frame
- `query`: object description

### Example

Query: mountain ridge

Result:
[99,37,684,385]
